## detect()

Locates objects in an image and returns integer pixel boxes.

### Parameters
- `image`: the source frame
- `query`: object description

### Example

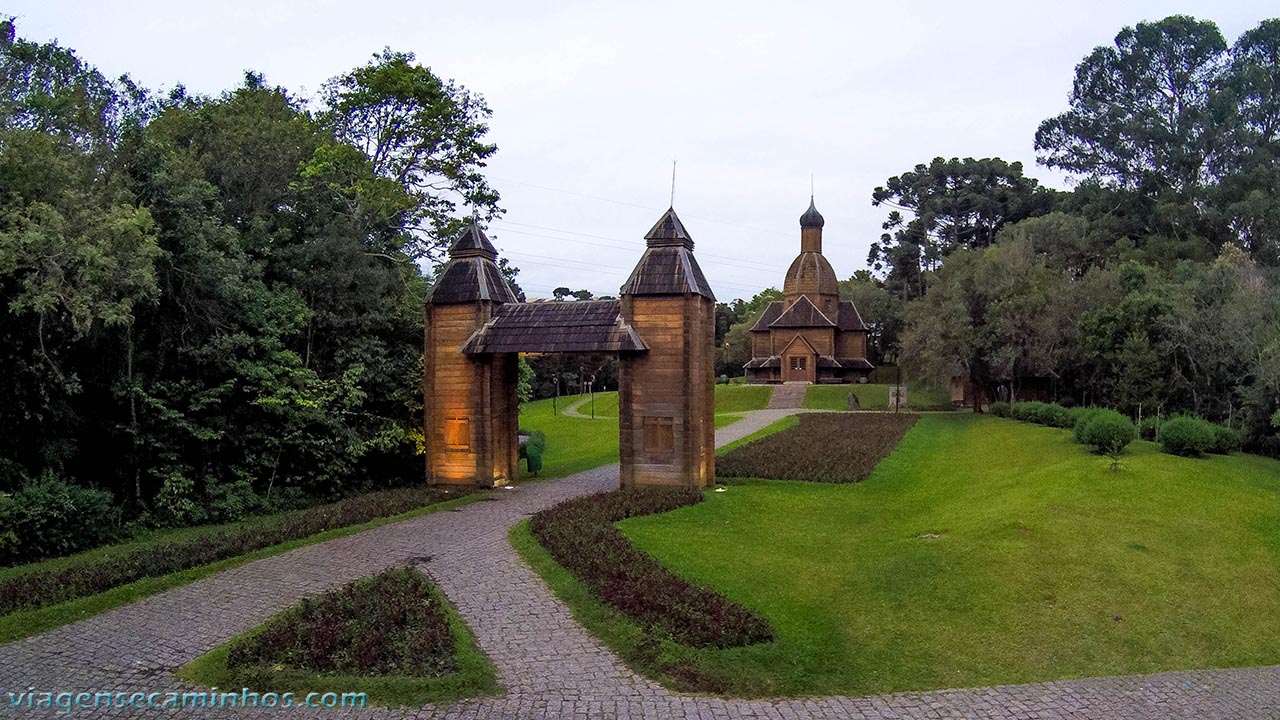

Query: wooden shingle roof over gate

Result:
[461,300,647,354]
[425,223,520,305]
[618,208,716,299]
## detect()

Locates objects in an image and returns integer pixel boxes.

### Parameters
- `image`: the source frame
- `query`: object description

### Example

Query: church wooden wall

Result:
[836,329,867,359]
[751,330,771,358]
[618,295,715,487]
[771,327,835,356]
[423,303,518,486]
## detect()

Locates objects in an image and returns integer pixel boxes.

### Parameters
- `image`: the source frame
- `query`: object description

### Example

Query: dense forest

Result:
[0,19,513,561]
[721,15,1280,453]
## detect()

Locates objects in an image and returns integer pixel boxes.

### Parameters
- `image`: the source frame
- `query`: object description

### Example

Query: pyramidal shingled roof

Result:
[449,223,499,259]
[426,221,518,305]
[643,207,693,248]
[620,208,715,299]
[769,295,835,328]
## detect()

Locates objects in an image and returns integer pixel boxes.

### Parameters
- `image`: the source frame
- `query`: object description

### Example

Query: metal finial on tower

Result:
[670,159,677,208]
[810,173,814,199]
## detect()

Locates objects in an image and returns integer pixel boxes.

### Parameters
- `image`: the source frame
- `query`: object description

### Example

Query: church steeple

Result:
[799,197,824,253]
[783,197,839,316]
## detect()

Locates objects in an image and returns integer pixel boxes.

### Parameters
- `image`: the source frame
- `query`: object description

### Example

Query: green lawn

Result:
[518,388,759,478]
[558,385,771,419]
[600,414,1280,697]
[518,395,620,479]
[803,383,952,411]
[713,384,773,412]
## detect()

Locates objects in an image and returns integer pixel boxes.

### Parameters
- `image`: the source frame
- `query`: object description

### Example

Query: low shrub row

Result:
[1157,416,1241,456]
[530,487,773,649]
[0,486,467,616]
[995,402,1136,465]
[716,413,919,483]
[996,402,1241,459]
[227,567,457,678]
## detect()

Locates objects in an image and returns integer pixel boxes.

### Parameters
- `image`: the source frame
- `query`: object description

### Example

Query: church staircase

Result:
[767,383,808,409]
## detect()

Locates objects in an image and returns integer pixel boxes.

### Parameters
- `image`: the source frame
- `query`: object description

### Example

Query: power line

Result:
[501,251,769,294]
[489,175,793,239]
[491,224,784,275]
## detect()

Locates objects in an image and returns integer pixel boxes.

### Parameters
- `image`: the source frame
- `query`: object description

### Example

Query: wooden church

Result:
[744,199,874,384]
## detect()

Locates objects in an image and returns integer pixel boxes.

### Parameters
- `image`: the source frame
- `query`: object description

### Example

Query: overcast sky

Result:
[8,1,1276,301]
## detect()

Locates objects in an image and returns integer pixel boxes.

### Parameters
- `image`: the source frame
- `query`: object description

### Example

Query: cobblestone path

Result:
[2,410,1279,719]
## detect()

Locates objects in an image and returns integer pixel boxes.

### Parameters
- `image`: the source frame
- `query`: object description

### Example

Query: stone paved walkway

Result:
[765,384,804,409]
[3,410,1280,719]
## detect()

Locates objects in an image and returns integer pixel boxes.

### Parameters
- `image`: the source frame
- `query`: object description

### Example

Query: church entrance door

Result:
[784,352,814,383]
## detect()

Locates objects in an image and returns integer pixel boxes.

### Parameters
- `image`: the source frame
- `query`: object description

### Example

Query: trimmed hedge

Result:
[1072,408,1102,444]
[1010,401,1076,429]
[0,486,466,616]
[0,479,119,567]
[227,568,457,678]
[1208,424,1242,455]
[1158,417,1215,457]
[716,413,918,484]
[530,487,772,649]
[1075,409,1136,457]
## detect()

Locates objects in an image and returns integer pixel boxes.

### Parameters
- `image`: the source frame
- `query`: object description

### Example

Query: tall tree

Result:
[1035,15,1229,195]
[321,49,500,261]
[869,157,1051,298]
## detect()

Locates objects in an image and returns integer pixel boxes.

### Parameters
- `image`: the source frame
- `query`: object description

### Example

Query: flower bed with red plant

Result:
[530,487,773,649]
[716,412,919,483]
[227,567,456,677]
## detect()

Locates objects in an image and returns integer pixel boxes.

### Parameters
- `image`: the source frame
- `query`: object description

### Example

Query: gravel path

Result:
[2,410,1278,719]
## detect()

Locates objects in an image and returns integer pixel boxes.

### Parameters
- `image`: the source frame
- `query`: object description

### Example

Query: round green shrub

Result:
[1077,409,1136,457]
[1072,408,1101,444]
[1207,424,1241,455]
[989,402,1012,418]
[1157,417,1215,457]
[1044,403,1076,429]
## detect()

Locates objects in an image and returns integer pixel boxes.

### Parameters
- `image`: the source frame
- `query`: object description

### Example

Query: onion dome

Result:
[799,197,825,228]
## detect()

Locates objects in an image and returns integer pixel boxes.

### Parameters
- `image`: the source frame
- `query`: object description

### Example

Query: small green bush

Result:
[0,478,118,566]
[1076,409,1136,462]
[1207,424,1241,455]
[1158,417,1215,457]
[989,402,1012,418]
[1011,401,1074,428]
[1072,408,1102,444]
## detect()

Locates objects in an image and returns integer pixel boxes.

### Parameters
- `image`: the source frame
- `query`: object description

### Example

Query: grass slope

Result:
[518,395,619,480]
[615,415,1280,697]
[546,385,769,422]
[803,383,951,411]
